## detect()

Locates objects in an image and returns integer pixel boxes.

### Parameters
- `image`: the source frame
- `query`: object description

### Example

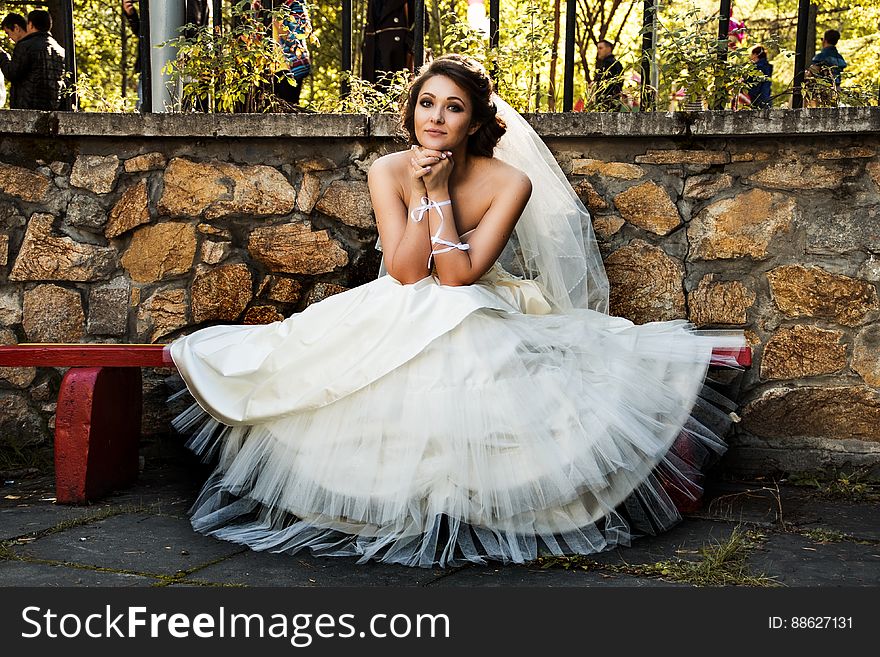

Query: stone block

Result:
[121,222,197,283]
[613,182,681,235]
[760,325,847,380]
[248,222,348,275]
[767,265,879,326]
[191,263,252,323]
[10,214,117,282]
[687,275,755,326]
[688,189,795,260]
[70,154,120,194]
[315,180,375,229]
[22,284,84,343]
[604,240,685,324]
[106,180,151,238]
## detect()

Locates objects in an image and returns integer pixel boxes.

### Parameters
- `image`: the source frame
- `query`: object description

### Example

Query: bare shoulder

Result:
[367,151,412,206]
[485,158,532,200]
[368,150,410,181]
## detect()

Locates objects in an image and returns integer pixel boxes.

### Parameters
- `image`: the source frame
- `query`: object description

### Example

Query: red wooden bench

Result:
[0,344,752,506]
[0,345,172,504]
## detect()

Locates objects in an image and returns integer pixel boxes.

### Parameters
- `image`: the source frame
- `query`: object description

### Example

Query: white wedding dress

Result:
[170,98,744,567]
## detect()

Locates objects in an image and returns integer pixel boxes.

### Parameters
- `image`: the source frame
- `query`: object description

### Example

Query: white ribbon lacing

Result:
[410,197,470,270]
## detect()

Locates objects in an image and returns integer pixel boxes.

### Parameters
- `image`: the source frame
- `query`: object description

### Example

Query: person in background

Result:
[0,10,65,110]
[811,29,847,88]
[362,0,419,92]
[0,12,27,43]
[807,29,847,106]
[747,45,772,109]
[594,39,623,111]
[254,0,312,107]
[0,13,27,108]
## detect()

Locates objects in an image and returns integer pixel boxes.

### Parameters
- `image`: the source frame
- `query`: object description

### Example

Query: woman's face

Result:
[413,75,478,151]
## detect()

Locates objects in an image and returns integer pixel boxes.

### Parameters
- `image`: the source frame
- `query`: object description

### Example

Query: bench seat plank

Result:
[0,344,754,368]
[0,344,173,367]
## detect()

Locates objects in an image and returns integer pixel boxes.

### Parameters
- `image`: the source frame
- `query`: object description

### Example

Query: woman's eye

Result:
[448,105,462,112]
[420,99,432,107]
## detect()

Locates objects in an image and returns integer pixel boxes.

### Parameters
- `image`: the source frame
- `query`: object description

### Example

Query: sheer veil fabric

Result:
[170,96,745,567]
[492,94,609,314]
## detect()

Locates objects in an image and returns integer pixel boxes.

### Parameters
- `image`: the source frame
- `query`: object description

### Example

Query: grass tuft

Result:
[536,526,779,587]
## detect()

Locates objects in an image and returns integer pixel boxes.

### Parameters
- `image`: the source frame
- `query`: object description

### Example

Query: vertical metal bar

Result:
[640,0,655,111]
[535,71,541,112]
[413,0,425,70]
[489,0,500,83]
[718,0,731,41]
[213,0,222,31]
[792,0,810,109]
[714,0,731,110]
[211,0,222,112]
[140,0,153,113]
[489,0,500,49]
[341,0,352,97]
[121,3,128,99]
[805,3,818,64]
[60,0,77,110]
[562,0,575,111]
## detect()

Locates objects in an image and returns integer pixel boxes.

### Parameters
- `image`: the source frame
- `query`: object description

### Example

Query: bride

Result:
[170,54,744,568]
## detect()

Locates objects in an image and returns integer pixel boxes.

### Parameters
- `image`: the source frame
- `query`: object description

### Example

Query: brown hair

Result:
[400,54,506,157]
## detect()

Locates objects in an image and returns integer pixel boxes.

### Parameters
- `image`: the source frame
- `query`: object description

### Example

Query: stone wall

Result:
[1,108,879,479]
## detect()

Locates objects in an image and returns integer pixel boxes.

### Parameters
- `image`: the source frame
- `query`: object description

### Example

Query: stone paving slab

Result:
[698,481,880,541]
[698,482,789,525]
[0,505,106,542]
[106,462,206,514]
[427,565,684,587]
[586,519,737,567]
[0,560,161,587]
[11,512,244,576]
[182,549,445,587]
[747,533,880,586]
[783,500,880,542]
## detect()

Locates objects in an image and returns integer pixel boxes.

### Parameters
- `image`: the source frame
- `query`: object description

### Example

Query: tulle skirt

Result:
[171,265,743,567]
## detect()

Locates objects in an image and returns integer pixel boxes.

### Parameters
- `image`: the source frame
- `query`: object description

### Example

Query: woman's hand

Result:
[410,146,453,197]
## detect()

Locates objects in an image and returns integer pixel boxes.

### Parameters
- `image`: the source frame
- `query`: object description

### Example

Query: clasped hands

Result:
[410,145,453,197]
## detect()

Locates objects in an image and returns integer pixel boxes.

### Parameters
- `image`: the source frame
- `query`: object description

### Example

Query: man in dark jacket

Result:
[806,29,847,106]
[595,39,623,111]
[810,29,847,88]
[362,0,422,92]
[0,10,65,110]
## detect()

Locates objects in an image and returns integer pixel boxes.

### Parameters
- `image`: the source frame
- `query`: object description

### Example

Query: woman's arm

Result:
[368,153,434,284]
[424,163,531,287]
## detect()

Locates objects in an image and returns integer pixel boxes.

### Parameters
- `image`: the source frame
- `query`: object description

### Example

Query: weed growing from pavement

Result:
[535,526,779,587]
[0,445,53,475]
[787,468,879,503]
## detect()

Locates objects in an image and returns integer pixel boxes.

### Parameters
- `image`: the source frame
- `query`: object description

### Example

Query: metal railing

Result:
[46,0,819,112]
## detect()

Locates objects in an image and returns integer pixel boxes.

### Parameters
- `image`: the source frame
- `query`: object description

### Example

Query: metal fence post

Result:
[413,0,425,70]
[792,0,810,109]
[341,0,351,97]
[562,0,575,111]
[640,0,656,111]
[714,0,731,109]
[140,0,152,112]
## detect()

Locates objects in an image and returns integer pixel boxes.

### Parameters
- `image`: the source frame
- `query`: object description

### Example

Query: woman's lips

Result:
[424,129,446,135]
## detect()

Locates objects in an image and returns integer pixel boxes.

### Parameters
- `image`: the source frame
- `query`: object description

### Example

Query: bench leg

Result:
[54,367,142,504]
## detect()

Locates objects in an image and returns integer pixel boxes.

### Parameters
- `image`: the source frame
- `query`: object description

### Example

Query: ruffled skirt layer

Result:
[171,268,743,567]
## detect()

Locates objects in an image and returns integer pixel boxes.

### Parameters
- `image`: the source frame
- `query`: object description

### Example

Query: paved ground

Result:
[1,440,878,587]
